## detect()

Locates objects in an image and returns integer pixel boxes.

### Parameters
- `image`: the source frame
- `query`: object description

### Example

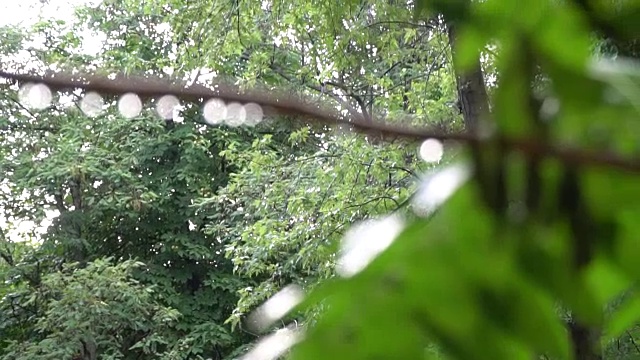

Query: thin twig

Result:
[364,20,433,29]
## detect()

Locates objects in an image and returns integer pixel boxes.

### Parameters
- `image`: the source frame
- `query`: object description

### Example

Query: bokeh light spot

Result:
[419,138,444,163]
[203,98,227,125]
[19,83,52,110]
[337,215,404,277]
[225,102,246,127]
[118,93,142,119]
[243,102,264,126]
[156,95,180,120]
[412,163,471,217]
[80,91,104,117]
[241,326,302,360]
[248,285,304,332]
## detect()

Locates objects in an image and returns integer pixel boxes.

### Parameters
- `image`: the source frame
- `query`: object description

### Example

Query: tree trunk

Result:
[447,20,605,360]
[446,23,490,133]
[569,321,603,360]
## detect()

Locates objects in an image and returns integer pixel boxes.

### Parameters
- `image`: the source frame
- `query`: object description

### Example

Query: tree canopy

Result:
[0,0,639,359]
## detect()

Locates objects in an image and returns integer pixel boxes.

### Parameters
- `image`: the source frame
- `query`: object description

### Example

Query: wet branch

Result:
[0,70,639,173]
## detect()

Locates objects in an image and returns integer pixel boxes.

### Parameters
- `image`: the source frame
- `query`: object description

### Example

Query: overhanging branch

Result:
[0,70,639,173]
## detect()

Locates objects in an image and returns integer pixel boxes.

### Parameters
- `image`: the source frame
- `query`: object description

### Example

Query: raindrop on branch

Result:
[243,102,264,126]
[540,97,560,120]
[80,91,104,117]
[156,95,180,120]
[419,138,444,163]
[203,98,226,125]
[118,93,142,119]
[225,102,246,127]
[19,83,52,110]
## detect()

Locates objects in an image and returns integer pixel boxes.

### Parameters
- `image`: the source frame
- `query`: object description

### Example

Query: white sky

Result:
[0,0,97,27]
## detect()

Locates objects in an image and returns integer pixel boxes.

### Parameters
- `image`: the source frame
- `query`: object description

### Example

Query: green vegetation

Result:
[0,0,639,359]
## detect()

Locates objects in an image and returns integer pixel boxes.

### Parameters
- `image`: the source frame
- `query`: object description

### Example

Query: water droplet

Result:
[244,102,264,126]
[80,91,104,117]
[241,326,302,360]
[248,285,304,332]
[203,98,226,125]
[412,163,471,217]
[19,83,52,110]
[18,83,34,104]
[540,97,560,120]
[337,215,404,277]
[419,138,444,163]
[225,102,246,127]
[118,93,142,119]
[156,95,180,120]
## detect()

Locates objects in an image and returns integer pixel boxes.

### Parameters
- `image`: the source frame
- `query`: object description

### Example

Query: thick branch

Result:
[365,20,434,29]
[447,23,490,133]
[0,70,639,172]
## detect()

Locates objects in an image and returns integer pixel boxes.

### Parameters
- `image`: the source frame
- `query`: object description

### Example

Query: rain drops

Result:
[419,138,444,163]
[244,102,264,126]
[241,284,304,360]
[540,97,560,121]
[16,80,265,127]
[412,163,471,217]
[80,91,104,117]
[203,98,226,125]
[155,95,180,120]
[118,93,143,119]
[225,102,246,127]
[241,326,302,360]
[18,83,52,110]
[337,215,405,277]
[203,98,264,127]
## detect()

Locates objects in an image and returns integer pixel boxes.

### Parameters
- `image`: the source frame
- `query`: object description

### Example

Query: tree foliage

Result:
[0,0,639,359]
[1,258,180,359]
[1,0,448,358]
[289,1,640,360]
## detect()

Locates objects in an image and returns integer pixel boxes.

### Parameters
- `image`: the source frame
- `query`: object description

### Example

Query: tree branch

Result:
[365,20,434,29]
[0,70,639,173]
[269,65,363,120]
